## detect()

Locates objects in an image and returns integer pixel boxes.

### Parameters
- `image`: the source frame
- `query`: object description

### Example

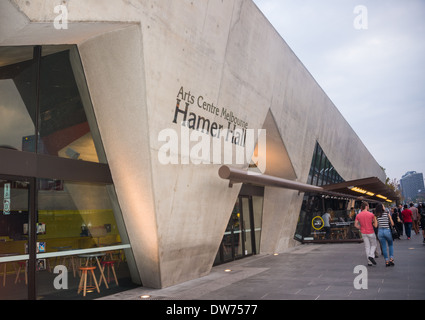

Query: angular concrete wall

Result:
[1,0,386,288]
[77,26,162,288]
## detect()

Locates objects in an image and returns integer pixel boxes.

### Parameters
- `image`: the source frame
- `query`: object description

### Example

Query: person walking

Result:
[397,204,404,236]
[391,207,402,239]
[322,210,331,239]
[375,203,395,266]
[419,203,425,243]
[401,204,413,239]
[410,203,419,235]
[355,201,378,266]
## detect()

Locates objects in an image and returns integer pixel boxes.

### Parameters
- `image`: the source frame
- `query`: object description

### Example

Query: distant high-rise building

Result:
[400,171,424,201]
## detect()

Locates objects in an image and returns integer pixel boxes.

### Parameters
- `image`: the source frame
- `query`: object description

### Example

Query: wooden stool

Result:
[78,266,100,297]
[15,261,27,285]
[99,261,119,286]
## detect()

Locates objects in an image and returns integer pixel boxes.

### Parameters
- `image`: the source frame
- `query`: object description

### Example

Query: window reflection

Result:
[38,46,101,163]
[0,46,36,151]
[0,45,101,164]
[38,180,127,250]
[36,179,135,299]
[308,142,343,187]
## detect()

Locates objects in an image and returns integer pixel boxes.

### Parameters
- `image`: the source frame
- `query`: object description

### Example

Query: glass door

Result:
[0,176,30,300]
[235,197,254,259]
[215,195,261,265]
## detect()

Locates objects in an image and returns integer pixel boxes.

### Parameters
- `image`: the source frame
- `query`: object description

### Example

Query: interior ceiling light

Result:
[350,187,381,198]
[350,187,367,194]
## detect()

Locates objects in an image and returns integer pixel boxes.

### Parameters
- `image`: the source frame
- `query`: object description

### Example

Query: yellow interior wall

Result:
[0,210,122,274]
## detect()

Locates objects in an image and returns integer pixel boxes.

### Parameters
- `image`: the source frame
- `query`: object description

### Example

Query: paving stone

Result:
[99,234,425,300]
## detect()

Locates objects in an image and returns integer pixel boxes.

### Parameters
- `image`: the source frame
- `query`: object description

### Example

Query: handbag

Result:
[391,226,399,239]
[388,214,399,239]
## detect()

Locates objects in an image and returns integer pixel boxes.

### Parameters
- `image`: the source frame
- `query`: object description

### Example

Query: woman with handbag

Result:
[376,204,395,267]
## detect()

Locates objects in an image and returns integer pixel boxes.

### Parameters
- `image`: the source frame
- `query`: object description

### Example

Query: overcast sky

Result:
[253,0,425,183]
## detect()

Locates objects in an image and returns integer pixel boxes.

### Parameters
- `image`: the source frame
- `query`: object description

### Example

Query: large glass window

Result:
[0,176,29,300]
[37,46,103,163]
[308,142,343,186]
[0,45,138,299]
[294,142,360,243]
[0,46,36,152]
[295,194,361,242]
[0,45,102,163]
[35,179,135,299]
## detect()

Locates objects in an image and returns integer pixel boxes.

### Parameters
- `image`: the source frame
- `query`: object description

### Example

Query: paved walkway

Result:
[100,232,425,300]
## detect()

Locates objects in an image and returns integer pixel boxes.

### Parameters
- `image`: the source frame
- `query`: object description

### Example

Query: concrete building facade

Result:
[0,0,388,297]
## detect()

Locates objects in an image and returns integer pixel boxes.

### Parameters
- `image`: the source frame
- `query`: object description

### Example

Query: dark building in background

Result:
[400,171,424,202]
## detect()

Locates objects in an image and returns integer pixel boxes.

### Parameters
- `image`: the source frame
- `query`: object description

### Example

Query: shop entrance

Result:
[214,185,264,265]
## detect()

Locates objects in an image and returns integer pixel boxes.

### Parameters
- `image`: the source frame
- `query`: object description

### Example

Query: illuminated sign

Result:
[312,216,324,231]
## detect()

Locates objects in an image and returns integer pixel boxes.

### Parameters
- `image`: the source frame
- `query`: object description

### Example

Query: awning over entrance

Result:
[218,166,398,203]
[322,177,399,203]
